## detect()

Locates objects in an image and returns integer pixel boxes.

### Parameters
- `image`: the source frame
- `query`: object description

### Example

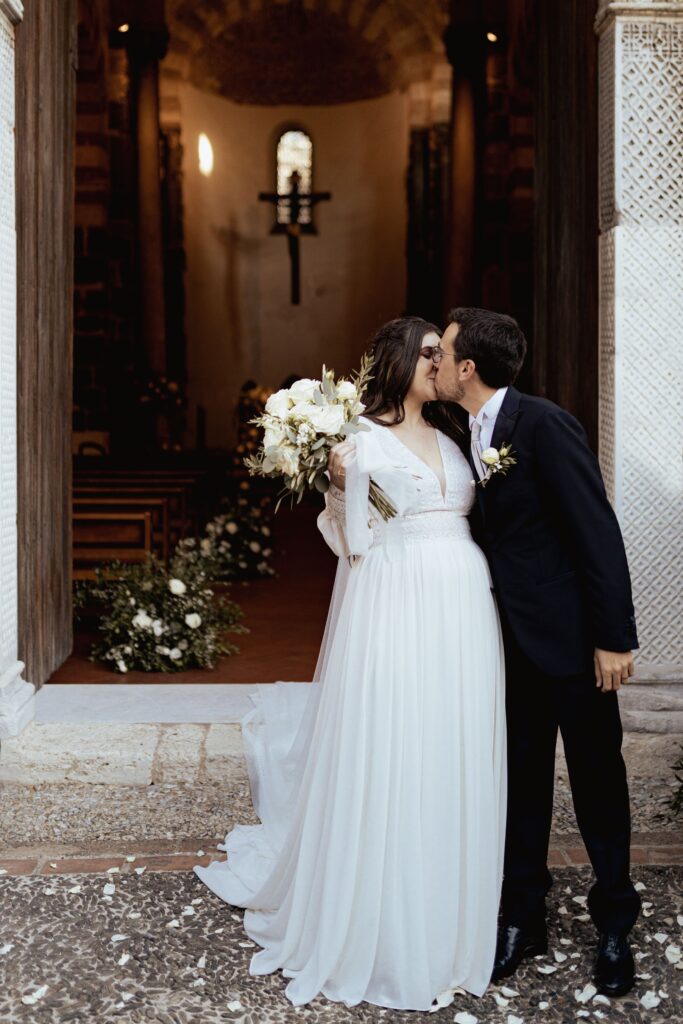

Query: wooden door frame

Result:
[15,0,76,686]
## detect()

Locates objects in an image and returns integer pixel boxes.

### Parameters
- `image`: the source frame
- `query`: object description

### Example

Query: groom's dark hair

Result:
[447,307,527,388]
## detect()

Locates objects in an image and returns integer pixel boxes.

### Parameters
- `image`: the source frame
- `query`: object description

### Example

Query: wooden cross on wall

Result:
[258,171,332,305]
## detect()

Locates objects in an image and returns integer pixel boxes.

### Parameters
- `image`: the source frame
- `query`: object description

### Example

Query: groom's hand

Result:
[328,441,355,491]
[594,648,635,692]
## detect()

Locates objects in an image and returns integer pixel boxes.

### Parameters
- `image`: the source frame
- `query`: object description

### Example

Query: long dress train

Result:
[195,419,506,1010]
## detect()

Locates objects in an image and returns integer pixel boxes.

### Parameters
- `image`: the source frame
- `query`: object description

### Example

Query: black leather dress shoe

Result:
[491,922,548,982]
[593,933,635,997]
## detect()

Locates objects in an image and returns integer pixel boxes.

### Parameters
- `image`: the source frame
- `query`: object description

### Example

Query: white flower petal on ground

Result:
[111,934,128,943]
[537,1002,549,1010]
[103,883,116,896]
[21,985,49,1005]
[121,992,134,1003]
[166,919,181,929]
[506,1016,524,1024]
[500,987,519,997]
[68,885,81,894]
[239,941,255,947]
[492,993,509,1007]
[574,984,597,1003]
[666,944,682,964]
[227,1001,243,1011]
[196,850,205,857]
[553,950,568,963]
[0,869,7,875]
[593,994,611,1005]
[49,862,58,869]
[594,1011,607,1019]
[191,897,203,905]
[118,953,130,966]
[126,855,136,863]
[43,888,56,895]
[635,881,646,891]
[107,866,120,874]
[128,912,141,919]
[559,938,573,946]
[654,932,668,944]
[197,954,207,969]
[537,964,558,974]
[0,943,14,955]
[453,1013,478,1024]
[637,972,652,980]
[640,991,661,1009]
[558,905,568,915]
[134,867,146,875]
[181,906,195,916]
[575,1012,590,1019]
[191,978,206,987]
[677,914,683,926]
[575,913,591,922]
[572,895,588,904]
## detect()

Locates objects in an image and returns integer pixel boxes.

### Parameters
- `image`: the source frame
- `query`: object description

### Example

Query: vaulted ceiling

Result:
[164,0,451,105]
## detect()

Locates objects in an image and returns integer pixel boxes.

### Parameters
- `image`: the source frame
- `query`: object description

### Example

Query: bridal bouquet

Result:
[244,355,396,520]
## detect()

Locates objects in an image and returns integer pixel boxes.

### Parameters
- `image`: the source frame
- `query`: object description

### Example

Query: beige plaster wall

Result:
[177,83,408,447]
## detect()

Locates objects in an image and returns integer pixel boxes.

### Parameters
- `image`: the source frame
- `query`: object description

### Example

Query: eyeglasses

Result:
[420,345,451,365]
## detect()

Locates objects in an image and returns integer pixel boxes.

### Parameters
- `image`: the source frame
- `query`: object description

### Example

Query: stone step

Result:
[0,683,681,785]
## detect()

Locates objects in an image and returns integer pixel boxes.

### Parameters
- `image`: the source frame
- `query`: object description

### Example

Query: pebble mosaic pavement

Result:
[0,776,681,1023]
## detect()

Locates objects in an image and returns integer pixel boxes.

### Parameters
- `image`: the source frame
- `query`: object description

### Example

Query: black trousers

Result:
[501,623,641,936]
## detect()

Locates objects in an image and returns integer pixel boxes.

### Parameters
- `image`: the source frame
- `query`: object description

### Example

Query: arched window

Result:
[276,129,313,228]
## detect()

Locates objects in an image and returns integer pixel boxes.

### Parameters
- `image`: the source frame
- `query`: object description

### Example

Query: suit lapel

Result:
[480,387,523,504]
[489,386,523,456]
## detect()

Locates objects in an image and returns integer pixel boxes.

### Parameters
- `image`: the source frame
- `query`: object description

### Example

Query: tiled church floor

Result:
[50,501,338,685]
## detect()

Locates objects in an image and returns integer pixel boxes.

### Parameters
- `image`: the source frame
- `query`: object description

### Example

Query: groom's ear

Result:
[459,358,477,382]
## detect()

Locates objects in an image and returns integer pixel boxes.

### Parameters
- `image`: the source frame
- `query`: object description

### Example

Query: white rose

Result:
[249,541,261,553]
[481,447,500,467]
[169,648,182,660]
[152,620,164,637]
[274,447,300,476]
[288,378,321,402]
[200,538,212,555]
[117,660,128,673]
[225,522,238,535]
[263,419,287,449]
[169,578,187,596]
[336,380,358,401]
[185,613,202,629]
[132,612,152,630]
[304,402,346,436]
[265,389,293,418]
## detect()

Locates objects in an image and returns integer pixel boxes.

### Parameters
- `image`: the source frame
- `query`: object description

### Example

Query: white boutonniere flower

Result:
[479,442,517,487]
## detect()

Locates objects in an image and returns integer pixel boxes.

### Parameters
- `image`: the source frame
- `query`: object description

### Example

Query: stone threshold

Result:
[1,833,681,876]
[1,683,682,784]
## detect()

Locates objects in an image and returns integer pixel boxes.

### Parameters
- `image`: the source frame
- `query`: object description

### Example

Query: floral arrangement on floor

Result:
[244,355,395,520]
[75,554,246,674]
[175,495,275,581]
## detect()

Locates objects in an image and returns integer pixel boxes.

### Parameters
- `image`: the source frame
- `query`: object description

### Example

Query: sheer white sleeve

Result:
[317,484,351,558]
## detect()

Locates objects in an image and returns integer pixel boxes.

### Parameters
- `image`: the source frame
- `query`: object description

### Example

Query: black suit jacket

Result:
[464,387,638,676]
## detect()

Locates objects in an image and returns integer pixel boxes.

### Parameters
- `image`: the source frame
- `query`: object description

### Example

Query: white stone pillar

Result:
[596,1,683,679]
[0,0,34,737]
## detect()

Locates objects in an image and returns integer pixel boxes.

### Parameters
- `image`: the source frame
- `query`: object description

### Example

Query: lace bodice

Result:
[321,418,476,557]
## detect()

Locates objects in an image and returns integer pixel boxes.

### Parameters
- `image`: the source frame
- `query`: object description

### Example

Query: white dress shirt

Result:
[469,387,508,452]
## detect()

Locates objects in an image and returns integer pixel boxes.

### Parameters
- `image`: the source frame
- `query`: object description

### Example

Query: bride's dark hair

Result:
[362,316,464,440]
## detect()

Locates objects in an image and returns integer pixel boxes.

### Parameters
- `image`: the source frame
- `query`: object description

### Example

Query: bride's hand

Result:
[328,441,355,491]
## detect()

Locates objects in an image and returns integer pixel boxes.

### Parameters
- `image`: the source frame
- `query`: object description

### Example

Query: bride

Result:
[195,316,506,1011]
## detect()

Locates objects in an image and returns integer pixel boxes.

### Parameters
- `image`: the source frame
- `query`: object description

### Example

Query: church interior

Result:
[24,0,603,685]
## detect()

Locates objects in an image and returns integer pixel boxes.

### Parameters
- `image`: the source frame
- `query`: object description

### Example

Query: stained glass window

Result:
[276,129,313,226]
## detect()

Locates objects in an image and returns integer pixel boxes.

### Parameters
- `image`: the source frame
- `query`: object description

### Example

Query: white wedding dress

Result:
[195,419,506,1010]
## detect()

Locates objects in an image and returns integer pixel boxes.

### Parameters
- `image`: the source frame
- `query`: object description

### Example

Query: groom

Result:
[434,307,640,997]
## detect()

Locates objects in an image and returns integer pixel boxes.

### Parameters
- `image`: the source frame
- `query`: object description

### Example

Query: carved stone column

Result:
[443,3,487,311]
[595,0,683,679]
[0,0,34,736]
[127,21,169,378]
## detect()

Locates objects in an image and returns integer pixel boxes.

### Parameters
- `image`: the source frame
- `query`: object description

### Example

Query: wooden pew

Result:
[73,496,170,561]
[73,484,191,543]
[73,511,152,580]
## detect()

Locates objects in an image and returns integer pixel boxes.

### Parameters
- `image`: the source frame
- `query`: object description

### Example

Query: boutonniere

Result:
[478,443,517,487]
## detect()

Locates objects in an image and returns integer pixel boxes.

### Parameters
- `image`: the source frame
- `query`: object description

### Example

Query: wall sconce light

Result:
[486,31,498,43]
[118,23,130,33]
[198,134,214,177]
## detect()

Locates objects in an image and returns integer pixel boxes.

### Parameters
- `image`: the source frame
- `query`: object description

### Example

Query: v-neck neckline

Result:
[384,425,448,500]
